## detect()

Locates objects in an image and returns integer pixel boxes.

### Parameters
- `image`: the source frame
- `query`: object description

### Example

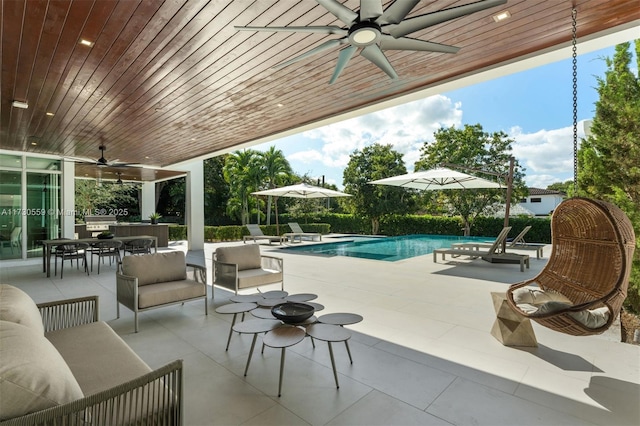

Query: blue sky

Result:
[252,43,624,189]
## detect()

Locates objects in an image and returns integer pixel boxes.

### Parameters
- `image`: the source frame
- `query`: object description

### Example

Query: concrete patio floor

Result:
[1,236,639,426]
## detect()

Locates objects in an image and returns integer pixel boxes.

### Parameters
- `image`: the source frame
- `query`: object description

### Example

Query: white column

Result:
[141,182,155,220]
[184,161,204,251]
[62,161,75,238]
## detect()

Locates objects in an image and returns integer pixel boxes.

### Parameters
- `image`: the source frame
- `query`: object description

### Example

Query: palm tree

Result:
[260,147,292,230]
[223,150,261,224]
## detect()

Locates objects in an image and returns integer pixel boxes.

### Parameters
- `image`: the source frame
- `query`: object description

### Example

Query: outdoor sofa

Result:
[0,284,182,425]
[116,251,207,332]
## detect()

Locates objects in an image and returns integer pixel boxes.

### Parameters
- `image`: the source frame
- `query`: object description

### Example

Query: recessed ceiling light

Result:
[12,100,28,109]
[46,112,54,116]
[79,39,94,47]
[493,11,511,22]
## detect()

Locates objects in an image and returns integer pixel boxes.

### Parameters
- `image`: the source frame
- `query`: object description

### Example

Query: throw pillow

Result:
[0,284,44,335]
[0,321,84,420]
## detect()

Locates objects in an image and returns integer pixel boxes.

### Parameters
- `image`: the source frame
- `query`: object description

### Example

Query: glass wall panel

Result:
[0,171,22,260]
[0,154,22,169]
[26,157,60,170]
[26,172,61,258]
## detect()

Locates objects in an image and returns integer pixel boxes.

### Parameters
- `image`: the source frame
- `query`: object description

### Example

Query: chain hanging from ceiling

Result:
[572,7,579,195]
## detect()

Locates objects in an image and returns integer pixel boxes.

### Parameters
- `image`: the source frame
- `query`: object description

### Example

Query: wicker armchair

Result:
[506,197,636,336]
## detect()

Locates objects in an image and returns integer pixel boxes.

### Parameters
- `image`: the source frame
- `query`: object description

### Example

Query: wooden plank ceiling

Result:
[1,0,639,177]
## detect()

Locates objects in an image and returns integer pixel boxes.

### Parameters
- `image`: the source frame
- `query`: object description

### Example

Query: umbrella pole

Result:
[275,196,280,235]
[502,157,515,252]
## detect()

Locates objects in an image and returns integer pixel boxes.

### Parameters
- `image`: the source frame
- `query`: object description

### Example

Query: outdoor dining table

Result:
[41,235,158,277]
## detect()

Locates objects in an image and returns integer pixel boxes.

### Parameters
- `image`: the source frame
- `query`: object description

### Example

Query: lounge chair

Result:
[452,225,545,258]
[433,227,530,272]
[283,222,322,243]
[243,224,283,245]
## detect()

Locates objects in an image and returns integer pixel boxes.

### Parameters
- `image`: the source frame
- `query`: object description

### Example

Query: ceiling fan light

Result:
[352,28,378,44]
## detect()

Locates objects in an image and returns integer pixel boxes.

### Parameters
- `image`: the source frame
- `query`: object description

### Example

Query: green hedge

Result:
[168,214,551,243]
[170,223,334,242]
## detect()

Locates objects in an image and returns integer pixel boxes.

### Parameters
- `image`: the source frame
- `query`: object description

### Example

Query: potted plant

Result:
[148,212,162,225]
[97,230,114,239]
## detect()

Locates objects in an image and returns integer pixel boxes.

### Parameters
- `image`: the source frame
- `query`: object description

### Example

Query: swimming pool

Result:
[281,234,488,261]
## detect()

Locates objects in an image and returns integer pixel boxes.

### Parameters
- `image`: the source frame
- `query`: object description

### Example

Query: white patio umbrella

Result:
[252,183,352,198]
[252,183,351,233]
[370,167,504,237]
[368,167,502,190]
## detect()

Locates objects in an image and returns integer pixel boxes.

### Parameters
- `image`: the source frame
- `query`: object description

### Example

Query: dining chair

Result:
[54,242,90,279]
[123,238,154,256]
[90,240,123,274]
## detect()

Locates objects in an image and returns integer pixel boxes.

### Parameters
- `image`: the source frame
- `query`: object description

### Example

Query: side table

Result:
[305,323,351,389]
[215,302,258,350]
[490,292,537,347]
[233,319,282,376]
[317,312,363,363]
[262,326,306,397]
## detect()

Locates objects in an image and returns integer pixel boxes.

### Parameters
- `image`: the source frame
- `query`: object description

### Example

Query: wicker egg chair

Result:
[506,197,636,336]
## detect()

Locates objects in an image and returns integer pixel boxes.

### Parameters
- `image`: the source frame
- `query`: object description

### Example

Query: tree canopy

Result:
[414,124,526,235]
[343,143,412,234]
[577,40,640,313]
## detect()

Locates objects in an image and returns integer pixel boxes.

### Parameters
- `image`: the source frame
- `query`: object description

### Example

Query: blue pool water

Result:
[281,234,487,262]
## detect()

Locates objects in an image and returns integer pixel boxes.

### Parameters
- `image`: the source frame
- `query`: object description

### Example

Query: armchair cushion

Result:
[137,280,207,309]
[0,321,84,420]
[121,251,187,286]
[216,244,262,271]
[0,284,44,335]
[237,268,284,289]
[45,321,151,396]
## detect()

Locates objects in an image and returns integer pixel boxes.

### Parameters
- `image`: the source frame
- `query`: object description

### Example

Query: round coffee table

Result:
[233,319,282,376]
[305,323,351,389]
[251,307,276,320]
[256,297,287,308]
[286,293,318,303]
[230,293,263,303]
[261,290,289,299]
[215,302,258,350]
[262,326,306,397]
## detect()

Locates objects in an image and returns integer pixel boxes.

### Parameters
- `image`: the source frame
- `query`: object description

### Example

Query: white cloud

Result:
[292,95,463,169]
[510,120,587,187]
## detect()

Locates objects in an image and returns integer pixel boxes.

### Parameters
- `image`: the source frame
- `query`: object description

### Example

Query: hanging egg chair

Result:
[504,7,636,336]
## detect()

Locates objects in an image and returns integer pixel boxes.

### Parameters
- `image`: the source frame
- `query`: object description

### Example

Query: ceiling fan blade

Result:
[389,0,507,38]
[273,39,345,69]
[376,0,420,25]
[360,45,398,80]
[235,26,347,36]
[329,45,357,84]
[359,0,383,21]
[316,0,358,26]
[379,35,460,53]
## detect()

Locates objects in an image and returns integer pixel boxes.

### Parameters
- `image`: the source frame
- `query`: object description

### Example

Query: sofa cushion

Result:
[137,280,206,309]
[237,268,283,289]
[0,321,84,420]
[121,251,187,286]
[45,321,152,396]
[216,245,262,271]
[0,284,44,335]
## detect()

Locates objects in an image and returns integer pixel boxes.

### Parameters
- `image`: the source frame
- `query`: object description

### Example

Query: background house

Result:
[517,188,566,216]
